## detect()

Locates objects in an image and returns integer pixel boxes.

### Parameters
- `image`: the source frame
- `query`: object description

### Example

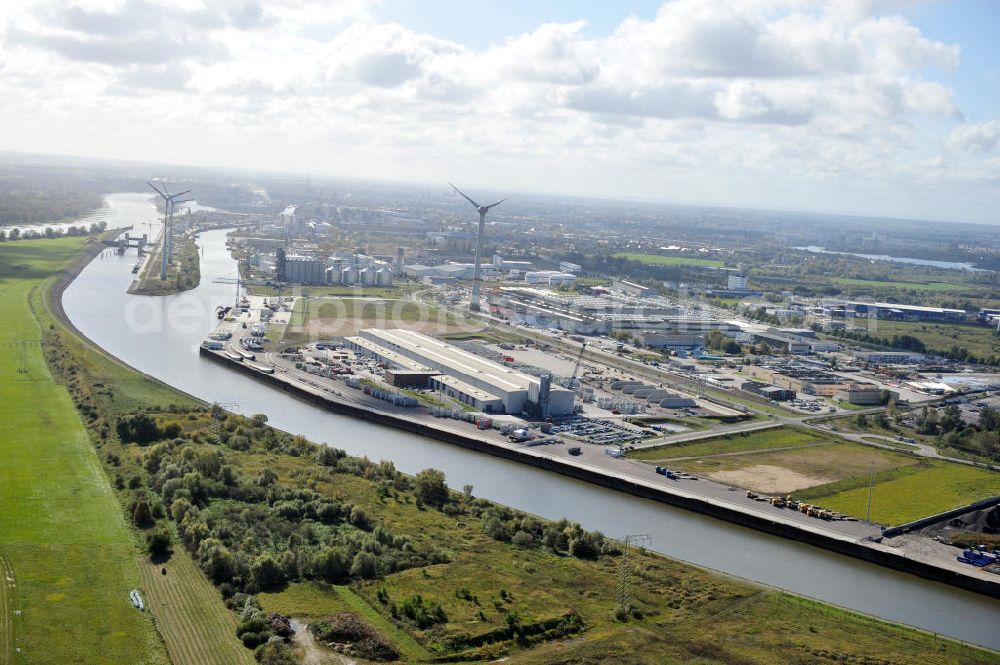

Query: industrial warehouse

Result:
[345,328,576,416]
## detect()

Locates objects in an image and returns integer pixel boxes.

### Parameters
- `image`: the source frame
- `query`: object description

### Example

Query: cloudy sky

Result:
[1,0,998,224]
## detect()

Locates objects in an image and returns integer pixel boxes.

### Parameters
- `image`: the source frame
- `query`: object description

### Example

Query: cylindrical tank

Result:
[342,265,359,285]
[376,267,393,287]
[360,266,378,286]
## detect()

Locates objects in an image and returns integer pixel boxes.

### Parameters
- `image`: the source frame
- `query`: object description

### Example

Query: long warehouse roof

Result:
[363,329,536,393]
[431,374,503,402]
[344,336,433,372]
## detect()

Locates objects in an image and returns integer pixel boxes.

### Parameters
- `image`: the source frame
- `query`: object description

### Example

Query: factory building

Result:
[488,287,717,336]
[741,381,796,401]
[829,301,966,322]
[493,254,534,271]
[752,330,812,354]
[559,261,582,274]
[852,351,926,366]
[835,383,892,405]
[614,280,654,298]
[349,329,575,416]
[635,333,705,351]
[744,363,847,397]
[403,262,497,281]
[727,274,748,290]
[524,270,577,286]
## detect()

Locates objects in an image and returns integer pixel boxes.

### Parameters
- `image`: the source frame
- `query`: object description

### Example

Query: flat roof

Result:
[431,374,503,402]
[344,336,433,372]
[845,301,965,315]
[363,329,536,393]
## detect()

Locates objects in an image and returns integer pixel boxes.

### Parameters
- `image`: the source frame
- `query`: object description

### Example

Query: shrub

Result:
[511,531,535,548]
[250,554,285,591]
[350,551,378,579]
[146,528,173,558]
[414,468,449,507]
[132,499,154,528]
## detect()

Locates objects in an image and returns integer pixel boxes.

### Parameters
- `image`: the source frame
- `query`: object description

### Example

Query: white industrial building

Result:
[347,328,575,416]
[559,261,582,274]
[728,273,748,290]
[853,351,926,365]
[403,262,498,281]
[524,270,577,286]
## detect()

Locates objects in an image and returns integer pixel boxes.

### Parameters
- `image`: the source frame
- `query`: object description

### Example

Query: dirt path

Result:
[292,621,355,665]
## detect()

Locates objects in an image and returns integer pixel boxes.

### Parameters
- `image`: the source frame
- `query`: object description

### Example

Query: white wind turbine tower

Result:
[449,182,509,311]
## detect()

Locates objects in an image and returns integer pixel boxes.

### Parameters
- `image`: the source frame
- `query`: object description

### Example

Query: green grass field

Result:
[612,251,725,268]
[137,550,254,665]
[627,427,829,462]
[285,296,468,334]
[796,461,1000,525]
[862,319,1000,362]
[0,237,168,665]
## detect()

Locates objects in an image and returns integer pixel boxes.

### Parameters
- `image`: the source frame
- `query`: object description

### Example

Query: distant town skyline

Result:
[0,0,998,224]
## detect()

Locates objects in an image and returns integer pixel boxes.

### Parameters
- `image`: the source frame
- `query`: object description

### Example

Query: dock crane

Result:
[568,340,587,390]
[212,260,286,308]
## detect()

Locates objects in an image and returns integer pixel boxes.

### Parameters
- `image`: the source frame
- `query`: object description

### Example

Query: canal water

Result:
[62,194,1000,649]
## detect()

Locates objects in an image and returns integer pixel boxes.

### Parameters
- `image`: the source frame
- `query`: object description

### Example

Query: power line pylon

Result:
[617,532,651,618]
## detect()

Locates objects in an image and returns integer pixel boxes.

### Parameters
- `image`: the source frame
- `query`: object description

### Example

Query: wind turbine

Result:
[148,181,192,280]
[449,182,509,311]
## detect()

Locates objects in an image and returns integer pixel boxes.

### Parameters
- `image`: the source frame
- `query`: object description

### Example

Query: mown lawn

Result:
[137,550,254,665]
[611,251,725,268]
[0,237,168,665]
[797,461,1000,525]
[627,427,830,462]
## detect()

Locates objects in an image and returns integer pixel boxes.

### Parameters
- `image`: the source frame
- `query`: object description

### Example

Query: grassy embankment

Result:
[0,237,169,665]
[628,426,1000,524]
[611,251,726,268]
[12,236,251,665]
[10,238,1000,663]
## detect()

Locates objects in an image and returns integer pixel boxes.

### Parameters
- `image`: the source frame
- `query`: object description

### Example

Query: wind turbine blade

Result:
[147,182,167,198]
[173,189,192,198]
[448,182,481,209]
[483,196,510,210]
